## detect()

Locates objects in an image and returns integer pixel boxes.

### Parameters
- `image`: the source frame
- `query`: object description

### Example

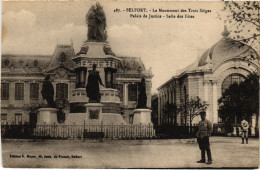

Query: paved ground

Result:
[1,137,259,168]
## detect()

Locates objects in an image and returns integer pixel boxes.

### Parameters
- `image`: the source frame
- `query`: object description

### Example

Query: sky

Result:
[2,1,227,93]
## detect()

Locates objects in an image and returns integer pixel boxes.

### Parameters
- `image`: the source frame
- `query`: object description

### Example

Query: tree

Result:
[162,101,178,125]
[178,96,208,135]
[151,95,158,126]
[219,1,260,53]
[218,73,259,132]
[56,99,70,124]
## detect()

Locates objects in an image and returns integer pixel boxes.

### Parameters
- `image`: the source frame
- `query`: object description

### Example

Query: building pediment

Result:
[46,65,74,78]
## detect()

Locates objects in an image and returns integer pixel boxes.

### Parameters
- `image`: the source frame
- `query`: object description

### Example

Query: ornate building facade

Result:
[1,4,153,125]
[157,27,259,132]
[1,44,152,125]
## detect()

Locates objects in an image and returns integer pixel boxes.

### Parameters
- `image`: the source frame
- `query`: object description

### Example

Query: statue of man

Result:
[86,64,104,103]
[137,77,147,108]
[41,75,56,108]
[86,2,107,41]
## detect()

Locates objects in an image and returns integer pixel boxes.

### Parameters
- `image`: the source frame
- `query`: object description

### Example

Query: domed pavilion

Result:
[158,26,259,134]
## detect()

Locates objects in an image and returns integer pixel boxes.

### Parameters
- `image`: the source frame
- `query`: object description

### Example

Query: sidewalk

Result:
[1,136,259,168]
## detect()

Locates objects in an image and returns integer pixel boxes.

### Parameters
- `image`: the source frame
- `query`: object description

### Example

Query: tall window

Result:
[60,52,67,62]
[56,83,68,99]
[15,83,24,100]
[15,113,22,125]
[30,83,39,99]
[174,88,176,104]
[1,114,7,125]
[222,73,246,94]
[128,84,137,101]
[1,83,9,100]
[114,84,123,101]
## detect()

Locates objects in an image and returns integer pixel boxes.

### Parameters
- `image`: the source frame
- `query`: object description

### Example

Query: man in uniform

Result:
[196,111,213,164]
[241,117,249,144]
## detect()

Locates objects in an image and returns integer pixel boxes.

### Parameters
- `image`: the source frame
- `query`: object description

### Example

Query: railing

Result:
[155,125,199,139]
[1,123,156,140]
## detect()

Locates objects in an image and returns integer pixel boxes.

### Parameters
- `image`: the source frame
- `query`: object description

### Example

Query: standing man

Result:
[196,111,213,164]
[86,64,104,103]
[41,75,56,108]
[241,117,249,144]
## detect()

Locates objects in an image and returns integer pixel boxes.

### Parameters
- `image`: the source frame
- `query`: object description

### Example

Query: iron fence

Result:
[1,123,156,140]
[155,125,199,139]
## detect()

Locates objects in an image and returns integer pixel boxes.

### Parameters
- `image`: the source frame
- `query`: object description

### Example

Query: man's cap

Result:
[200,111,206,116]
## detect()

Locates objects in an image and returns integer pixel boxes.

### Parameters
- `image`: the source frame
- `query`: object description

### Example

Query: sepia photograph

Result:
[1,1,259,168]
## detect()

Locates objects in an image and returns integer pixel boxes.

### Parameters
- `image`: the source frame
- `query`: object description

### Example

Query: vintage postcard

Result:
[1,1,259,168]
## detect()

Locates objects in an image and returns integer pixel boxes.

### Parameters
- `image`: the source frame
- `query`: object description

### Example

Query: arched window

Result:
[33,60,39,67]
[60,52,67,62]
[56,83,68,99]
[222,73,246,94]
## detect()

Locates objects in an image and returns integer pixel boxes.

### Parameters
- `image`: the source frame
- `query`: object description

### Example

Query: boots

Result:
[246,138,248,144]
[206,149,212,164]
[242,138,244,144]
[197,150,206,163]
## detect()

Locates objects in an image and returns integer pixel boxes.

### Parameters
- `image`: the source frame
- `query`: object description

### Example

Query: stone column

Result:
[146,80,152,108]
[123,83,128,107]
[212,80,218,124]
[24,81,30,103]
[75,68,87,88]
[104,68,116,88]
[203,80,209,102]
[203,80,209,120]
[251,113,256,136]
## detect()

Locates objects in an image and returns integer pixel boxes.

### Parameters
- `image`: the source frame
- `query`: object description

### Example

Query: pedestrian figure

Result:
[196,111,213,164]
[241,117,249,144]
[41,75,56,108]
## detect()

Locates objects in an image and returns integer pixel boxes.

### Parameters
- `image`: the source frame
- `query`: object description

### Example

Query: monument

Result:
[38,75,58,124]
[132,77,152,125]
[67,3,125,125]
[86,2,107,42]
[85,64,104,124]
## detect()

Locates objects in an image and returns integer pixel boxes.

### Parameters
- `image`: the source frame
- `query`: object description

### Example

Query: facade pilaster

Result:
[212,80,218,124]
[123,83,128,106]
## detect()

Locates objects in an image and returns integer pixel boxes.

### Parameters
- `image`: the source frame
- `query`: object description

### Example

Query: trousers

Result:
[241,131,248,138]
[197,136,212,161]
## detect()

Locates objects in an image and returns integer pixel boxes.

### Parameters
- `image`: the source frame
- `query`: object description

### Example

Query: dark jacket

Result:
[197,119,213,138]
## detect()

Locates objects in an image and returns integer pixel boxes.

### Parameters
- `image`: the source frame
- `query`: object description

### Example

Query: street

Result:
[1,137,259,168]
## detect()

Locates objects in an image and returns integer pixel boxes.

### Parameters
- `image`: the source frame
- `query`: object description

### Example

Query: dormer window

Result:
[33,60,39,67]
[19,60,24,66]
[60,52,67,62]
[3,59,9,67]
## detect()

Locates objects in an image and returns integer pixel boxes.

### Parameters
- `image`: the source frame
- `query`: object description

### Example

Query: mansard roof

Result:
[1,54,51,73]
[117,56,146,74]
[47,44,75,70]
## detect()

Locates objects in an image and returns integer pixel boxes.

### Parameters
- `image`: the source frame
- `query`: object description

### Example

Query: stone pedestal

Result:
[132,109,152,125]
[251,114,256,136]
[85,103,103,124]
[37,108,58,124]
[232,127,237,136]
